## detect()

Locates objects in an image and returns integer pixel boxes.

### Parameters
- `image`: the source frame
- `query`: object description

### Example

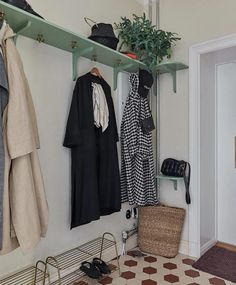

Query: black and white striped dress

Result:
[120,73,158,206]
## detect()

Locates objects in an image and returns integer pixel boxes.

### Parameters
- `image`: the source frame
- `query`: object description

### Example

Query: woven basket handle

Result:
[84,17,98,27]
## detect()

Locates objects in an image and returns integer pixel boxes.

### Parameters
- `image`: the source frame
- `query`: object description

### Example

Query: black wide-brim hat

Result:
[89,36,119,50]
[88,23,119,50]
[2,0,44,18]
[89,23,117,38]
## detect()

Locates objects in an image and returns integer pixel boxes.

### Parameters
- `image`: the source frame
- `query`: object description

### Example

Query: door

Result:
[217,62,236,246]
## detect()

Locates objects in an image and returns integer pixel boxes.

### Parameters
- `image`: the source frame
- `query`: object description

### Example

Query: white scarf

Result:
[92,83,109,132]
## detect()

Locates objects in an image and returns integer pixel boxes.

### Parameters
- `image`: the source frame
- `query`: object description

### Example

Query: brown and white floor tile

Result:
[91,250,236,285]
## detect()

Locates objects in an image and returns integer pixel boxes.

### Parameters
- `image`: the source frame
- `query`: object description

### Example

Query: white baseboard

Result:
[179,240,189,256]
[201,239,217,255]
[188,240,200,258]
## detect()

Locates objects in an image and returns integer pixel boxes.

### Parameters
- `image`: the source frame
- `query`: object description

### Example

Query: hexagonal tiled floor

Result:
[183,258,195,266]
[164,274,180,283]
[143,266,157,275]
[83,249,234,285]
[124,260,138,267]
[144,256,157,263]
[163,262,177,270]
[121,271,136,280]
[185,269,200,278]
[142,279,157,285]
[99,276,113,285]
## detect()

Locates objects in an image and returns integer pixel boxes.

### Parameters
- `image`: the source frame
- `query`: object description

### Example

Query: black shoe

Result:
[92,258,111,274]
[80,261,102,279]
[2,0,44,19]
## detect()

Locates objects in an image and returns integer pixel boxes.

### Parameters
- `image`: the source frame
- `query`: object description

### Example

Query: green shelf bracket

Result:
[156,175,183,191]
[14,20,32,44]
[113,63,135,91]
[155,62,189,93]
[157,67,177,93]
[173,180,178,191]
[170,70,177,93]
[72,47,94,81]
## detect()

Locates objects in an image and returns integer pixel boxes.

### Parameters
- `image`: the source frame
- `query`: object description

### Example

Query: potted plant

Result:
[115,14,181,70]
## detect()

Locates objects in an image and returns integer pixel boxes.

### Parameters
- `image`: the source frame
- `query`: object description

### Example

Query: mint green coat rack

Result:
[0,1,188,92]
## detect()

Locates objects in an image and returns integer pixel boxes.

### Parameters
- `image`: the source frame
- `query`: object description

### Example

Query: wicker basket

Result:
[138,205,185,258]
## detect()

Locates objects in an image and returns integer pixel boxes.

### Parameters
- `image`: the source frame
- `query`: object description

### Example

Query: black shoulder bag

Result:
[161,158,191,205]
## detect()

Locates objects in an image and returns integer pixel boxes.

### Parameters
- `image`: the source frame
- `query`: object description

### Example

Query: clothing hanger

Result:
[90,55,102,78]
[91,67,101,78]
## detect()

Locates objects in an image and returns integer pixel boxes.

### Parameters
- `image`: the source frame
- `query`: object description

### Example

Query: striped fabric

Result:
[120,73,158,206]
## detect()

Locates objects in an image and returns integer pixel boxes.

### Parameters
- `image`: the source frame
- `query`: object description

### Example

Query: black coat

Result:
[64,72,121,228]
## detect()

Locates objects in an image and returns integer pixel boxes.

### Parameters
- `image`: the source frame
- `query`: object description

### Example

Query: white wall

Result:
[0,0,143,277]
[217,63,236,246]
[158,0,236,254]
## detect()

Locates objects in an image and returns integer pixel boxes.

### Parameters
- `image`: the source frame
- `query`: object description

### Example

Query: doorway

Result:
[217,62,236,246]
[189,34,236,257]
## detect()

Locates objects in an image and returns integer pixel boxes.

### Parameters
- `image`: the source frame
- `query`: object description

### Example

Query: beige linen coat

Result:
[0,23,49,255]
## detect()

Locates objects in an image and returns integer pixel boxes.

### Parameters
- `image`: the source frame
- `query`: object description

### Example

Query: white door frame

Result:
[189,33,236,257]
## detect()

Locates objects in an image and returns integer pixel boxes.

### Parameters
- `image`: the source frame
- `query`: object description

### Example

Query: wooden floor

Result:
[216,241,236,252]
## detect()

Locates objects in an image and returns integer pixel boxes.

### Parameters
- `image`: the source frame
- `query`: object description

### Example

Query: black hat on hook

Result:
[138,69,154,98]
[2,0,44,18]
[85,18,119,50]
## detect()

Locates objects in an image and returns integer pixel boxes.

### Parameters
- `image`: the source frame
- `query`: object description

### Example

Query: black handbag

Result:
[141,116,155,134]
[161,158,191,204]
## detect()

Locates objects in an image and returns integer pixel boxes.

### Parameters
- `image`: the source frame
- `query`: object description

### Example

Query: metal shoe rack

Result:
[45,232,120,285]
[0,233,119,285]
[0,261,49,285]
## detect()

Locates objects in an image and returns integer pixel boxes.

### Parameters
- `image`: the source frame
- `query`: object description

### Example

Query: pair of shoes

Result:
[80,258,111,279]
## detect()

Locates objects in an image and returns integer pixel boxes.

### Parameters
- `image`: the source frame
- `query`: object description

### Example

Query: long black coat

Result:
[64,72,121,228]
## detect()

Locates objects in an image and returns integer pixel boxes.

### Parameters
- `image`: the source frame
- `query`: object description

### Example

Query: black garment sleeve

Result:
[63,80,81,148]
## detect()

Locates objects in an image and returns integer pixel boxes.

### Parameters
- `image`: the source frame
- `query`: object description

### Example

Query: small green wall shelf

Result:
[156,175,184,190]
[0,1,188,91]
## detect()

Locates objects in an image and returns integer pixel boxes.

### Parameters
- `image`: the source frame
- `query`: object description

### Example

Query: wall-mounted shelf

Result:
[0,1,188,92]
[156,62,188,93]
[156,174,184,190]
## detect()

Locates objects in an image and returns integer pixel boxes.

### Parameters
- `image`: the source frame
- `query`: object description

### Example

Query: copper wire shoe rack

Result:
[45,232,120,285]
[0,260,49,285]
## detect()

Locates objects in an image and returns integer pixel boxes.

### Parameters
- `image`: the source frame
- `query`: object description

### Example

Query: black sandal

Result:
[92,258,111,274]
[80,261,102,279]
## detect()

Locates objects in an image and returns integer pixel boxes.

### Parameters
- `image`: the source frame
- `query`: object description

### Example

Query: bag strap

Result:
[183,162,191,204]
[84,17,98,27]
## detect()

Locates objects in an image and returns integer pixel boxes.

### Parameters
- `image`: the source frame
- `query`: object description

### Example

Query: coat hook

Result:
[71,41,78,50]
[116,59,122,66]
[92,54,97,62]
[36,34,45,43]
[0,11,5,20]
